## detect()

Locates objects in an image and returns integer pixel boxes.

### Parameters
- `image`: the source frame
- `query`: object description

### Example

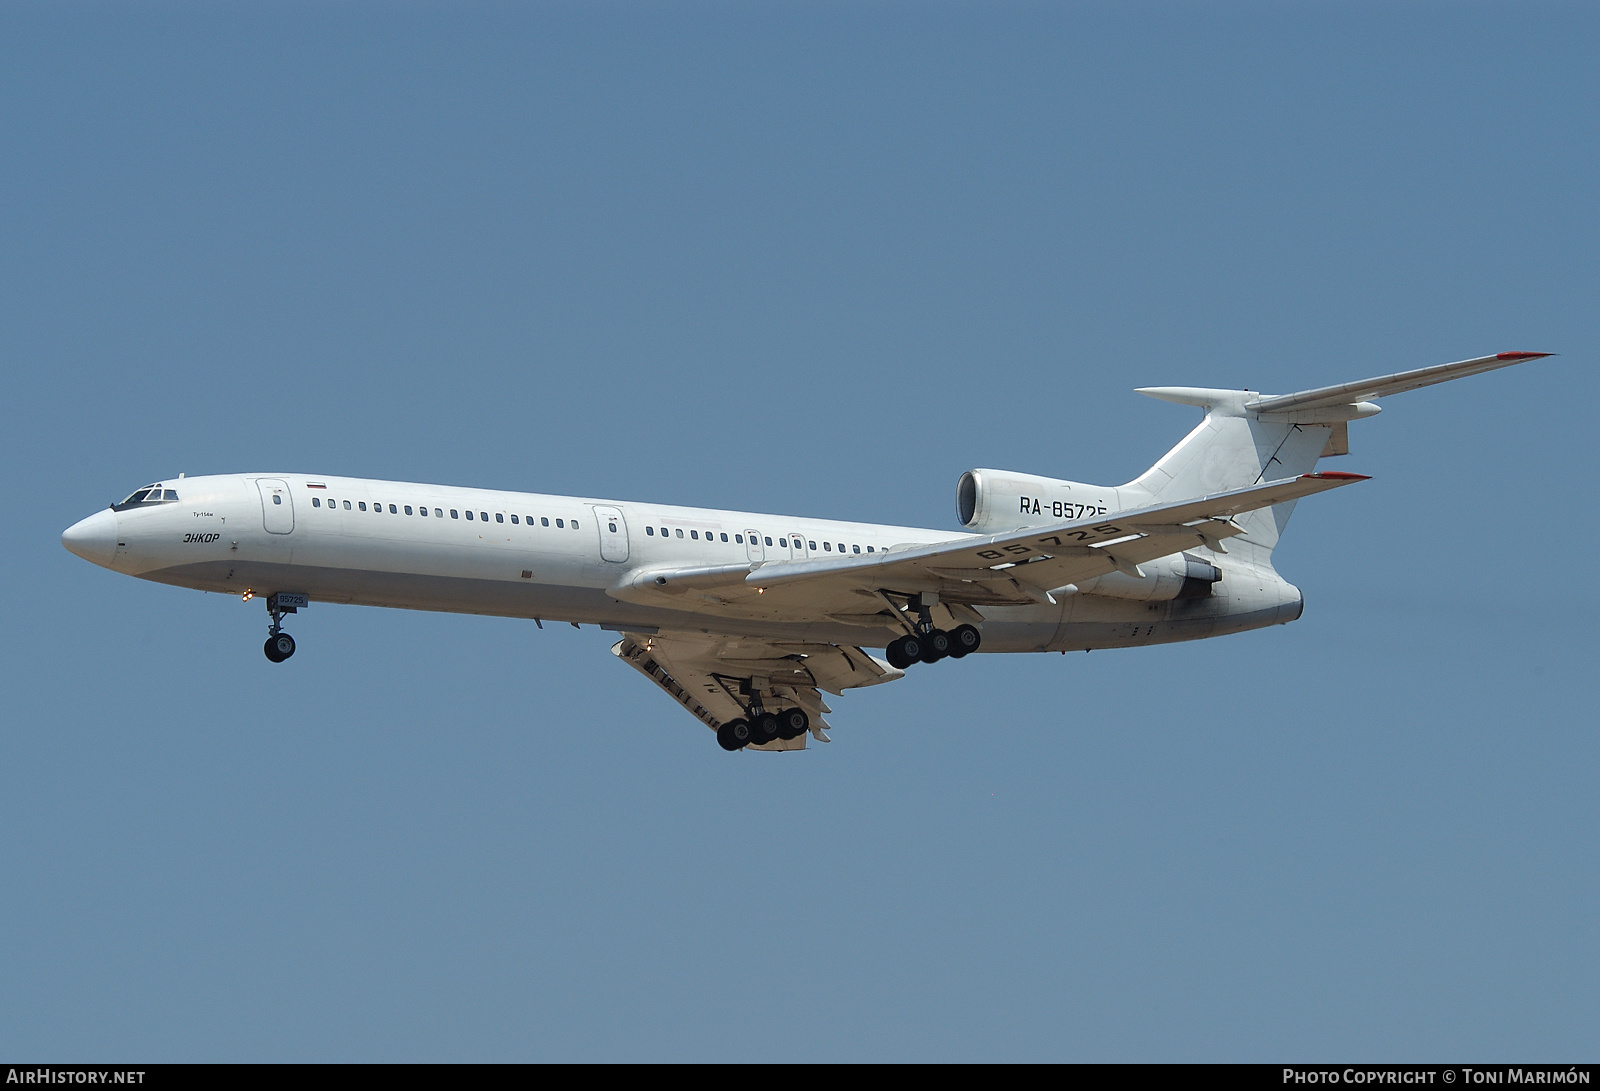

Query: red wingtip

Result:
[1496,351,1553,360]
[1303,472,1371,481]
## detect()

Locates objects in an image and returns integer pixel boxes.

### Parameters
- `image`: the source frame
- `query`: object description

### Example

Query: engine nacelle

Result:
[1073,552,1222,602]
[955,469,1221,601]
[957,468,1126,534]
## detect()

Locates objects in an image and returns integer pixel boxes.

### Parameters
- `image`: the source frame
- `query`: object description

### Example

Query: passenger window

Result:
[720,533,728,542]
[541,517,549,526]
[344,501,352,510]
[404,505,412,515]
[823,542,831,551]
[420,507,429,517]
[480,512,488,521]
[608,521,617,532]
[867,546,874,552]
[735,534,743,544]
[691,530,699,540]
[435,509,443,517]
[852,544,861,553]
[358,502,367,511]
[312,497,321,508]
[510,515,518,524]
[765,537,773,546]
[272,495,282,506]
[838,544,845,552]
[466,511,474,520]
[778,539,787,548]
[646,526,654,535]
[387,504,396,514]
[496,513,504,523]
[571,520,578,529]
[675,528,683,538]
[451,509,459,519]
[555,518,564,528]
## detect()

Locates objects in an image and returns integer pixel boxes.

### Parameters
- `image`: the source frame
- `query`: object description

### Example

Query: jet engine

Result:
[957,468,1127,534]
[956,469,1222,601]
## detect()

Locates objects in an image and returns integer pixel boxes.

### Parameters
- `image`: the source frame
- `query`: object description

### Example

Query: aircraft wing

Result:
[609,472,1367,623]
[611,630,904,750]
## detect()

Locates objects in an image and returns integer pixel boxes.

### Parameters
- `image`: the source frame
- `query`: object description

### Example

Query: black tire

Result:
[777,707,809,740]
[752,712,781,744]
[270,632,296,661]
[885,636,914,671]
[263,636,284,663]
[920,629,950,663]
[899,634,924,665]
[949,624,981,658]
[717,720,748,751]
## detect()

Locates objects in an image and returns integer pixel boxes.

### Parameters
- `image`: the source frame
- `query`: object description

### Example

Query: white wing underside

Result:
[611,631,903,750]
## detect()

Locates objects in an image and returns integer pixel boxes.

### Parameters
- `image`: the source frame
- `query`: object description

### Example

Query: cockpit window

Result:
[113,484,179,511]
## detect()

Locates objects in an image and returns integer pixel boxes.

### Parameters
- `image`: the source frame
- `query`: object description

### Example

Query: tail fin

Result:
[1124,394,1329,564]
[1124,351,1553,565]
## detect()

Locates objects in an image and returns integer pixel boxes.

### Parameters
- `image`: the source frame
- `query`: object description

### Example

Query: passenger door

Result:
[593,505,629,563]
[257,479,294,534]
[744,529,765,563]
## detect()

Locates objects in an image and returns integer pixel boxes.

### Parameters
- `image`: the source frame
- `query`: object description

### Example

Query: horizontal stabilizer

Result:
[1245,352,1553,414]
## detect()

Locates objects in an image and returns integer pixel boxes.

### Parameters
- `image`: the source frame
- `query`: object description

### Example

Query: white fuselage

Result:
[68,472,1305,653]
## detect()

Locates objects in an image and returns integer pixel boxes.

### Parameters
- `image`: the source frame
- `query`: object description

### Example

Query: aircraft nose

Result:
[62,508,119,567]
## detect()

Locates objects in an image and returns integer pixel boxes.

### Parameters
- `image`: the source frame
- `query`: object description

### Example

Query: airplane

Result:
[62,351,1551,752]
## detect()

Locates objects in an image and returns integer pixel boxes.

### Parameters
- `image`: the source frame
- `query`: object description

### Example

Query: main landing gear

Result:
[261,592,301,663]
[882,590,982,670]
[885,624,980,669]
[717,706,809,751]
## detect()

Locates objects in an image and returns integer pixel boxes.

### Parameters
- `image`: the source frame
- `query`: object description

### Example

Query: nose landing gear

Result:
[260,592,305,662]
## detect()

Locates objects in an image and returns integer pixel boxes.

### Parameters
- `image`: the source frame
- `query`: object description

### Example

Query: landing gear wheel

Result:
[885,636,914,670]
[751,712,781,745]
[264,632,295,662]
[920,629,950,664]
[948,624,981,658]
[777,707,809,740]
[717,720,749,751]
[888,633,924,669]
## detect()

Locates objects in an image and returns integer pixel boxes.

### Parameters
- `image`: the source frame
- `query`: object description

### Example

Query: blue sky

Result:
[2,1,1596,1060]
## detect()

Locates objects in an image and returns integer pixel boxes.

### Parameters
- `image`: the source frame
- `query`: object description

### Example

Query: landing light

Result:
[242,590,254,602]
